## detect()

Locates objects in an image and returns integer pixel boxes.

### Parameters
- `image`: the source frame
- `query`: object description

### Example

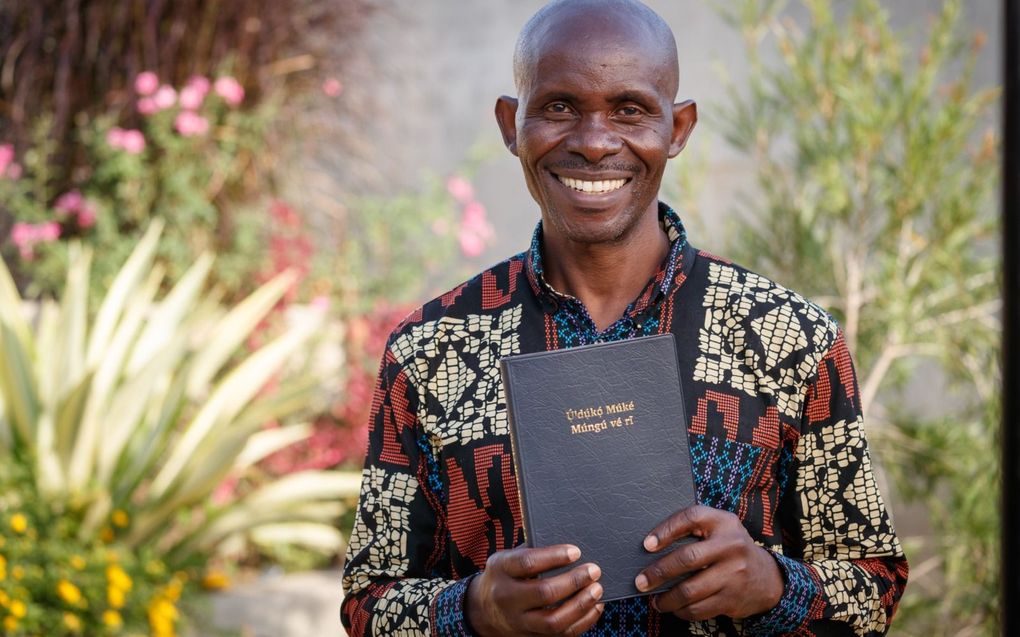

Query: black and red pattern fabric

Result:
[341,203,908,636]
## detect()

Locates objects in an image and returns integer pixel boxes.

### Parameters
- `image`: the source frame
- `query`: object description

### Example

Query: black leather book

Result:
[499,334,698,602]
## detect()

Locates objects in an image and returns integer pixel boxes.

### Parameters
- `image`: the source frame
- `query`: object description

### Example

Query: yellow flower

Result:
[100,526,115,543]
[56,579,84,606]
[0,555,6,581]
[106,564,133,592]
[0,590,9,605]
[201,570,230,590]
[63,611,82,632]
[111,509,130,528]
[11,565,24,580]
[70,555,86,570]
[9,513,27,534]
[102,609,123,628]
[3,616,17,632]
[148,597,179,637]
[108,585,125,609]
[10,599,26,618]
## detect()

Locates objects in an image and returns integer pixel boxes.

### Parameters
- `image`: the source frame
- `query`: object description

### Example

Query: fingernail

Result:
[566,546,581,561]
[587,564,601,580]
[643,535,658,551]
[650,595,660,612]
[596,603,605,613]
[591,583,603,599]
[634,573,649,591]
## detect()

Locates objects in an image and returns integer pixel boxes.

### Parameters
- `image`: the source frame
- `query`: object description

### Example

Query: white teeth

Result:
[556,176,628,193]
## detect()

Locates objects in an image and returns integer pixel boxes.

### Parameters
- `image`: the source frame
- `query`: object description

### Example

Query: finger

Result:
[561,600,605,637]
[499,544,582,578]
[522,581,603,634]
[644,505,729,552]
[517,562,601,609]
[670,590,731,623]
[635,536,717,592]
[649,568,724,614]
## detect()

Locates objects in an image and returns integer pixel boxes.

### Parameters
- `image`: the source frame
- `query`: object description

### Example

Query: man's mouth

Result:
[555,175,629,194]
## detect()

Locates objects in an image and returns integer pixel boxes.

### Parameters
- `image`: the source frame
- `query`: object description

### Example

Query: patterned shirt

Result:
[341,203,908,636]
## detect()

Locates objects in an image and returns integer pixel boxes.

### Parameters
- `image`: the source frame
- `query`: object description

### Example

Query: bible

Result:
[499,334,698,602]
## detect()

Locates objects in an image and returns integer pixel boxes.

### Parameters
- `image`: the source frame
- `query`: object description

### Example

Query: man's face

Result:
[496,17,696,246]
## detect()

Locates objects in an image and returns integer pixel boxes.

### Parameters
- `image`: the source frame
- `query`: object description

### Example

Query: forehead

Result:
[520,10,675,101]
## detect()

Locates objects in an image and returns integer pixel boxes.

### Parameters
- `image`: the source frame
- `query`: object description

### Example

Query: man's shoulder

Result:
[384,252,529,346]
[692,248,841,357]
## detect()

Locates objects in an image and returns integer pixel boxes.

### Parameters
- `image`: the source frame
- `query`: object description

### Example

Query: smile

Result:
[555,175,629,194]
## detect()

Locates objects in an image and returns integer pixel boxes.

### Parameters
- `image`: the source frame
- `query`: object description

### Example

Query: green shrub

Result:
[717,0,999,633]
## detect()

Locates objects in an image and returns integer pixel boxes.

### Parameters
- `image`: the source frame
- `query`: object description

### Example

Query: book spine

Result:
[499,358,535,548]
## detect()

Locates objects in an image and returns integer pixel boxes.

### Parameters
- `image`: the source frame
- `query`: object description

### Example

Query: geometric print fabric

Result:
[341,205,908,637]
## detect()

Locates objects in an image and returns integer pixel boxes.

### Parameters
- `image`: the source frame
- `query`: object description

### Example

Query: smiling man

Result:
[340,1,908,636]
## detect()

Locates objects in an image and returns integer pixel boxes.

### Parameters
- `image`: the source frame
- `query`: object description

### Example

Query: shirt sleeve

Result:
[341,344,475,637]
[744,331,909,636]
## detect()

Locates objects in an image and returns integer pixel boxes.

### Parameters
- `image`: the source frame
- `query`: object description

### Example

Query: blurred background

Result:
[0,0,1002,635]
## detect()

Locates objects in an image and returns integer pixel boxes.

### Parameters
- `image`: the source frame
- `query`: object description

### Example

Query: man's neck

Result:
[541,212,669,332]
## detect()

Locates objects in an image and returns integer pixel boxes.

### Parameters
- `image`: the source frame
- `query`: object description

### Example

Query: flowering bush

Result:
[0,455,197,636]
[0,70,272,299]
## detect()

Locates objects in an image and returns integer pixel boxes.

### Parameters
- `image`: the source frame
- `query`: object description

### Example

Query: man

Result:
[341,1,908,635]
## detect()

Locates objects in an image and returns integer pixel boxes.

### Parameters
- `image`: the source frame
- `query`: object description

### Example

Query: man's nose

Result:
[563,114,623,164]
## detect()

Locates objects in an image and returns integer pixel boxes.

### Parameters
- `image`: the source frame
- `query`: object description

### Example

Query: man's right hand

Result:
[465,544,604,636]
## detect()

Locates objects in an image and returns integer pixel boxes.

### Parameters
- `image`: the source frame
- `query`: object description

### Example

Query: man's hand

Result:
[634,505,784,621]
[466,544,604,636]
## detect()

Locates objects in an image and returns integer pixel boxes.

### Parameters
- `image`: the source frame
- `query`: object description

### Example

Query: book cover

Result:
[499,334,698,603]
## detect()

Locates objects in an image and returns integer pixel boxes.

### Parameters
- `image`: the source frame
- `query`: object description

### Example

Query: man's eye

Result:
[617,106,643,117]
[545,103,571,114]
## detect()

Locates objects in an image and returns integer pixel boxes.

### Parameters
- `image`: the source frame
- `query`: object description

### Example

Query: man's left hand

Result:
[634,505,784,621]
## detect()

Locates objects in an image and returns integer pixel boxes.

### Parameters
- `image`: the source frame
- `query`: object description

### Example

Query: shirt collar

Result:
[524,201,693,310]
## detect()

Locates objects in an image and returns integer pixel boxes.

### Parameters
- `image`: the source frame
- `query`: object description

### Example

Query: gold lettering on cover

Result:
[565,401,638,434]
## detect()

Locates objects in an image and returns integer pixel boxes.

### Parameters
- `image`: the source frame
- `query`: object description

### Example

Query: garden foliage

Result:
[719,0,1000,633]
[0,225,361,635]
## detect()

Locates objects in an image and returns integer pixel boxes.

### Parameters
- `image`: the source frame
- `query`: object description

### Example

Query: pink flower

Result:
[311,295,331,311]
[186,75,211,95]
[106,127,145,154]
[174,111,209,136]
[462,201,490,228]
[119,129,146,154]
[38,221,60,241]
[10,221,61,260]
[446,175,475,204]
[5,163,21,179]
[458,232,486,258]
[178,86,205,110]
[54,190,84,215]
[53,190,98,227]
[137,97,158,115]
[10,222,31,248]
[322,78,343,97]
[457,201,495,258]
[77,202,97,228]
[153,85,177,110]
[214,76,245,106]
[0,144,13,176]
[179,77,209,110]
[134,71,159,96]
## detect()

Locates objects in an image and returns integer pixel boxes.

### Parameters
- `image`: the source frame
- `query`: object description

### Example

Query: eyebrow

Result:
[607,90,661,107]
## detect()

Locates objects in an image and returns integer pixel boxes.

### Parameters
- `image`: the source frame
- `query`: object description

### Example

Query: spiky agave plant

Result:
[0,220,361,565]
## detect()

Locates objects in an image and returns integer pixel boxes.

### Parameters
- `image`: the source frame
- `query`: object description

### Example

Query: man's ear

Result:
[668,99,697,157]
[495,96,520,156]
